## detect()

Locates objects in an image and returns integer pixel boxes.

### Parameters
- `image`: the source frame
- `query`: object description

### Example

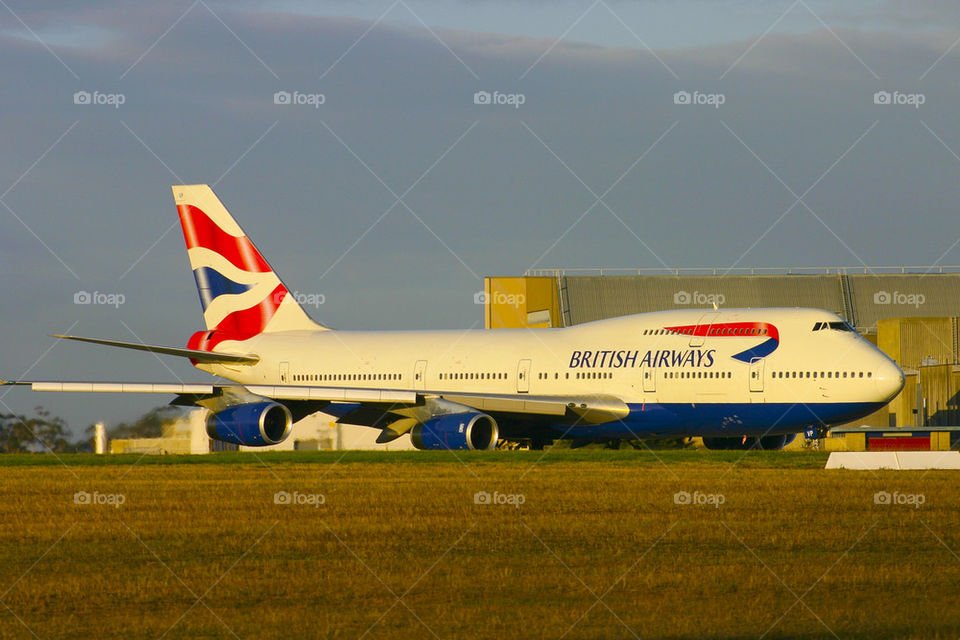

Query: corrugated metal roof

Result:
[564,275,844,325]
[848,274,960,330]
[559,273,960,333]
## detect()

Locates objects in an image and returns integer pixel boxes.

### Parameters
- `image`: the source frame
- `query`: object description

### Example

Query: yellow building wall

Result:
[931,431,951,451]
[878,317,955,369]
[862,316,959,428]
[484,277,560,329]
[889,371,918,427]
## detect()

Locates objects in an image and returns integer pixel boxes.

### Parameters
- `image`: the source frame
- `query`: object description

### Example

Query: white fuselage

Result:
[199,308,904,439]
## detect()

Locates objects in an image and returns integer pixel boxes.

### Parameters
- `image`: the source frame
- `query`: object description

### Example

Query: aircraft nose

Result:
[875,357,905,402]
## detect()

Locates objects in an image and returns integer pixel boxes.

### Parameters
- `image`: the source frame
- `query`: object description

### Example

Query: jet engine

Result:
[410,412,498,450]
[206,402,293,446]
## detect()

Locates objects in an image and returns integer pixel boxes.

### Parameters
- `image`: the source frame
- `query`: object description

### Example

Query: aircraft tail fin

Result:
[172,185,326,352]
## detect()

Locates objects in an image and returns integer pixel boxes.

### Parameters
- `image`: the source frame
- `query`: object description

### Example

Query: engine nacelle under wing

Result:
[410,412,498,451]
[206,401,293,446]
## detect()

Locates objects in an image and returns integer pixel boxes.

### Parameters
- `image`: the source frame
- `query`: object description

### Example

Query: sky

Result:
[1,0,960,434]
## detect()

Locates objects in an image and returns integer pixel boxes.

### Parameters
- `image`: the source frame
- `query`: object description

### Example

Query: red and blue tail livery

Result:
[173,185,321,353]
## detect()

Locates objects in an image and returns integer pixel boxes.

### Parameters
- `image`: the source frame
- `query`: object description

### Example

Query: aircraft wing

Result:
[242,387,629,430]
[1,379,628,426]
[434,391,629,424]
[239,386,628,423]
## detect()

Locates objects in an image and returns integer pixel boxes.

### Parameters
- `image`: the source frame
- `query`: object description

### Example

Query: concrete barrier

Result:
[826,451,960,469]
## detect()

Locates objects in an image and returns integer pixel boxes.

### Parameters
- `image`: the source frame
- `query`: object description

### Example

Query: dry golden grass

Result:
[1,451,959,639]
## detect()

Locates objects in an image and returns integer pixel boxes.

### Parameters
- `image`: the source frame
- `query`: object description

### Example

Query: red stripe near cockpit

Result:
[664,321,779,342]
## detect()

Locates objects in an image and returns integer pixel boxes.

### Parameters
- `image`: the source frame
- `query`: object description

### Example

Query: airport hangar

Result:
[482,267,960,447]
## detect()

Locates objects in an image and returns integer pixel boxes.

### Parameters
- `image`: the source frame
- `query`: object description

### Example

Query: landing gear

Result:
[810,426,829,440]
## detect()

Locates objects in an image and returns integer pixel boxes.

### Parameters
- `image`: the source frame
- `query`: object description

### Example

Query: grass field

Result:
[1,450,959,639]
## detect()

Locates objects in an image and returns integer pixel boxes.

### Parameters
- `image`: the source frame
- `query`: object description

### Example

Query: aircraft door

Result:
[517,359,531,393]
[749,358,764,392]
[414,360,427,391]
[690,312,719,347]
[280,361,289,383]
[642,367,656,392]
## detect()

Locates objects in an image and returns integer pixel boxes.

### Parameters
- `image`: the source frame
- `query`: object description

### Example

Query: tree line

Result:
[0,406,189,453]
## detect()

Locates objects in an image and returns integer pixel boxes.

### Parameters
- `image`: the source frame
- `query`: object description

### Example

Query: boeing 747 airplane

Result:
[2,186,905,450]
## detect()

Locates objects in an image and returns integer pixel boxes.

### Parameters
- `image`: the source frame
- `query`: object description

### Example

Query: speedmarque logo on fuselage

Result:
[664,321,780,363]
[568,321,780,369]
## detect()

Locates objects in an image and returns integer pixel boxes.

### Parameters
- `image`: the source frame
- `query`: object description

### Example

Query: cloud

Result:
[834,0,960,28]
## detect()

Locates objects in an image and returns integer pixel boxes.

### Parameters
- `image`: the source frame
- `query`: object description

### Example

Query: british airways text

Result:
[569,349,716,368]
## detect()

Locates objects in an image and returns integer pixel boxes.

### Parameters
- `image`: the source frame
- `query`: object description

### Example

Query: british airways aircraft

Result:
[2,185,905,451]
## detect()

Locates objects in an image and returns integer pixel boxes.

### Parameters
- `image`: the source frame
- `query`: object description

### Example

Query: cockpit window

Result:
[813,321,855,332]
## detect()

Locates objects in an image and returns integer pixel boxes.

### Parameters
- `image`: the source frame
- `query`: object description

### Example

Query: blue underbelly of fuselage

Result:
[555,401,885,439]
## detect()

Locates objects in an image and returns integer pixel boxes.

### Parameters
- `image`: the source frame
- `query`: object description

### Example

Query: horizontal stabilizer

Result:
[0,381,217,394]
[51,334,259,365]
